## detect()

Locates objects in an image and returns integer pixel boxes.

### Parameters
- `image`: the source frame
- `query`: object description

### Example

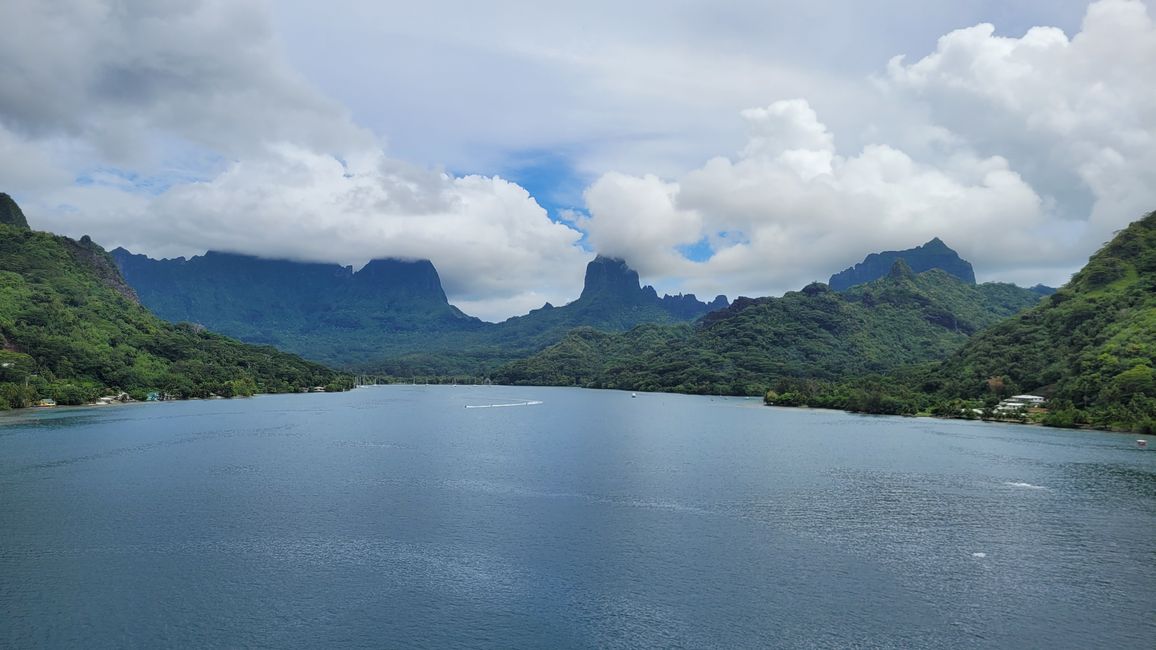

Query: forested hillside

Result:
[924,211,1156,430]
[0,212,350,409]
[494,263,1045,395]
[117,250,726,375]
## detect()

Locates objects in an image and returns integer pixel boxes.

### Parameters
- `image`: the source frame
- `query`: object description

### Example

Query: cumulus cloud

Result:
[3,0,1154,320]
[0,0,589,321]
[268,0,1094,178]
[580,173,701,275]
[582,0,1156,296]
[28,145,588,323]
[582,99,1051,298]
[886,0,1156,246]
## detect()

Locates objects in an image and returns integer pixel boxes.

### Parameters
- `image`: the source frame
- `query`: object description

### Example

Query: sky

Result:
[2,0,1154,321]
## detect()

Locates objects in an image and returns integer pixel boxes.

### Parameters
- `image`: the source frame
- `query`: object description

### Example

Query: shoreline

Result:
[5,382,1147,438]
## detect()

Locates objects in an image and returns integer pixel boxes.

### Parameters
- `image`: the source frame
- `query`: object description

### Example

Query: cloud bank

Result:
[1,0,1153,319]
[0,0,588,321]
[581,0,1156,298]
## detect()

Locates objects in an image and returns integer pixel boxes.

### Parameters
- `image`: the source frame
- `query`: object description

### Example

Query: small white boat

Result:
[631,393,637,398]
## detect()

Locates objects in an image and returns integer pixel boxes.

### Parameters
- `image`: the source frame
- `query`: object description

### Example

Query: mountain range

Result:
[494,260,1048,394]
[111,249,727,372]
[829,237,976,290]
[14,187,1145,430]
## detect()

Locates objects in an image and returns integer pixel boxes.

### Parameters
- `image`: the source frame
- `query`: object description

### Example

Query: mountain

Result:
[925,211,1156,430]
[354,256,727,376]
[112,248,485,367]
[829,238,976,290]
[0,193,29,229]
[113,250,727,373]
[493,263,1045,394]
[497,256,726,333]
[0,202,349,409]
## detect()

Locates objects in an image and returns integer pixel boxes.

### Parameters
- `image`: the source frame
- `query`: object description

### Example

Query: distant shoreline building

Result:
[995,394,1047,413]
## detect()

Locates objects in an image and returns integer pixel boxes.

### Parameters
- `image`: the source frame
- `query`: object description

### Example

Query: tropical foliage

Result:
[920,211,1156,431]
[493,263,1045,397]
[0,223,351,409]
[117,251,725,374]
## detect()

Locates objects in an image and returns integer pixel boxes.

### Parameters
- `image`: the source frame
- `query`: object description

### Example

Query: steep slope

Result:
[358,256,727,376]
[829,237,976,290]
[0,215,348,408]
[494,263,1044,394]
[928,211,1156,429]
[0,193,29,229]
[115,250,727,374]
[112,248,484,366]
[482,255,726,342]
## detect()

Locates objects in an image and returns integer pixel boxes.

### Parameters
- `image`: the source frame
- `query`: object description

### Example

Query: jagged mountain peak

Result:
[829,238,975,290]
[578,256,644,303]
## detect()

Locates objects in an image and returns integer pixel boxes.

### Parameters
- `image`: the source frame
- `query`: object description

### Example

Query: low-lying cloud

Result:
[0,0,589,321]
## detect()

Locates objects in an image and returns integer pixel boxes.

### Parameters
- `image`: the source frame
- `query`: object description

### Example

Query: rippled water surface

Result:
[2,386,1154,648]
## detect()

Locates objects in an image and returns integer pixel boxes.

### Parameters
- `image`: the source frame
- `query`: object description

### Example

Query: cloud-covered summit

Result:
[0,0,588,321]
[1,0,1151,319]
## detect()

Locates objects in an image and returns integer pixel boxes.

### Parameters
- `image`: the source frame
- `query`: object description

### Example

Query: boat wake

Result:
[1004,481,1046,490]
[464,401,544,409]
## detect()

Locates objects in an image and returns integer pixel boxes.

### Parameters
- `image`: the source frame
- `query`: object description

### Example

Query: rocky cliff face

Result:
[575,256,728,317]
[110,248,482,347]
[577,256,653,304]
[353,258,448,301]
[110,248,731,371]
[829,238,976,290]
[68,236,139,303]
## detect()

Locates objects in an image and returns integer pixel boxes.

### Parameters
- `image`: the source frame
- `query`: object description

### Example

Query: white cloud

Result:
[269,0,1096,178]
[582,0,1156,296]
[0,0,588,321]
[26,144,587,322]
[579,173,701,275]
[886,0,1156,245]
[582,99,1055,298]
[3,0,1154,322]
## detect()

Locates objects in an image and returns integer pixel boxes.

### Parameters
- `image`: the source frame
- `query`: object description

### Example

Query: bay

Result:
[1,386,1153,648]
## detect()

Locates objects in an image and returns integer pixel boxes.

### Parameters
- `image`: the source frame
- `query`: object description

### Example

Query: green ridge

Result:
[0,193,29,230]
[0,214,350,409]
[925,211,1156,430]
[493,265,1044,395]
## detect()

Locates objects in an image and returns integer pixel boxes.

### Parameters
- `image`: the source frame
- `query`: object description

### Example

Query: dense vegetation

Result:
[1,193,30,229]
[497,215,1156,433]
[493,262,1045,396]
[116,251,726,374]
[917,211,1156,431]
[0,221,351,409]
[113,249,488,367]
[732,212,1156,432]
[828,236,979,290]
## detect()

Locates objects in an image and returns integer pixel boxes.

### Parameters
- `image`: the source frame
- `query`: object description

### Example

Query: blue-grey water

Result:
[1,386,1154,648]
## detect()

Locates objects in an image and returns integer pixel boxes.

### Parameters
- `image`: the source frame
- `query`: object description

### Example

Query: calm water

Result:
[1,386,1154,648]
